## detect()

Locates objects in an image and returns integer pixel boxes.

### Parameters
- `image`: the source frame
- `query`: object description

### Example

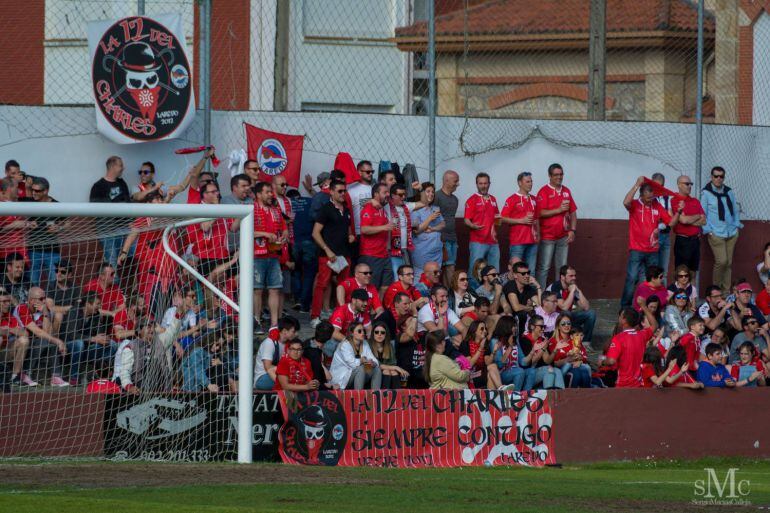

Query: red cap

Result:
[737,283,753,293]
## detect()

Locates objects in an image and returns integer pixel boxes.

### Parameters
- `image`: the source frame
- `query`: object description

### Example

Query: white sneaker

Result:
[51,376,70,387]
[310,318,322,328]
[320,309,332,320]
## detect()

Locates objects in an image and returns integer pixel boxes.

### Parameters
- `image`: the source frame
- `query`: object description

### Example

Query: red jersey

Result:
[500,193,537,245]
[86,379,122,394]
[0,213,27,260]
[678,333,701,371]
[13,303,45,330]
[640,363,657,388]
[535,184,577,241]
[186,218,232,260]
[463,193,499,244]
[383,281,421,312]
[330,304,372,334]
[547,336,588,363]
[113,309,135,338]
[670,362,695,386]
[672,195,704,237]
[627,199,671,253]
[606,327,653,387]
[254,202,287,259]
[0,310,21,347]
[757,288,770,315]
[187,187,201,204]
[339,278,382,311]
[359,203,389,258]
[84,278,126,312]
[273,356,313,390]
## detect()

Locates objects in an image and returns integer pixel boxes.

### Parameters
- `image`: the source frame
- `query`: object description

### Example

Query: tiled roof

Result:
[395,0,715,38]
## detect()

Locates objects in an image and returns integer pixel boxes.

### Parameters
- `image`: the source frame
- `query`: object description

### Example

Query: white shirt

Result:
[386,204,408,248]
[253,337,284,385]
[329,340,378,389]
[162,306,198,331]
[347,181,372,235]
[417,302,461,333]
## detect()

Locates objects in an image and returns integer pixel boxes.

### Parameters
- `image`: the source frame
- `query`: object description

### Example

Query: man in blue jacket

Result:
[701,166,742,292]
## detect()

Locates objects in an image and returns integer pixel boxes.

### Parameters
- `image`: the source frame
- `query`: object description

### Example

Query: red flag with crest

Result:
[245,124,304,187]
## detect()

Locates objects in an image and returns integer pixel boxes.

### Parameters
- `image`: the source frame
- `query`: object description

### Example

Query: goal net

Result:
[0,201,255,463]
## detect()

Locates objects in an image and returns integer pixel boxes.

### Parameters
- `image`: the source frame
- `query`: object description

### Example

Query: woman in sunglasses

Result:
[667,265,698,303]
[544,313,590,388]
[663,287,694,336]
[330,321,382,390]
[458,320,502,389]
[448,270,477,319]
[368,322,409,389]
[520,315,564,390]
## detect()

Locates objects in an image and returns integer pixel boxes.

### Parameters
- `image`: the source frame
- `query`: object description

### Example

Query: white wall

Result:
[1,106,768,221]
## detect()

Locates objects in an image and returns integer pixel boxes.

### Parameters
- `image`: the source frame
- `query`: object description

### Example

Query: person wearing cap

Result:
[308,171,332,222]
[329,288,372,343]
[474,265,505,316]
[701,166,743,292]
[729,282,768,333]
[728,315,770,364]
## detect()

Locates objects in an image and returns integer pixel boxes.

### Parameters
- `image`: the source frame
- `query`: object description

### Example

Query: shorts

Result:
[253,258,283,290]
[443,241,458,266]
[357,255,392,288]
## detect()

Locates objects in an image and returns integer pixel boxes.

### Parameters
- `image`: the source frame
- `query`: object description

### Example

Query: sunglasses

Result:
[359,271,372,275]
[559,321,572,327]
[400,272,414,277]
[360,169,373,174]
[458,277,468,282]
[487,273,499,277]
[739,290,753,294]
[427,271,441,275]
[677,274,690,278]
[354,329,365,334]
[680,182,693,186]
[139,170,153,175]
[517,271,530,276]
[373,330,387,335]
[712,174,725,178]
[533,324,545,329]
[335,189,347,194]
[395,192,406,197]
[675,294,688,300]
[31,188,46,193]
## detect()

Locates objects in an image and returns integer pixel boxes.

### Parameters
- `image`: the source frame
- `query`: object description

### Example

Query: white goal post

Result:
[0,201,255,464]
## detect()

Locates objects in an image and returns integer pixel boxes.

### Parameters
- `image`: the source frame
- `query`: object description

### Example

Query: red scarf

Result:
[254,202,284,256]
[275,195,294,244]
[388,202,413,256]
[419,273,433,290]
[428,300,448,329]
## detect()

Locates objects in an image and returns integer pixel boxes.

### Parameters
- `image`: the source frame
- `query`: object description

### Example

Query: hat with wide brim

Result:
[118,42,163,72]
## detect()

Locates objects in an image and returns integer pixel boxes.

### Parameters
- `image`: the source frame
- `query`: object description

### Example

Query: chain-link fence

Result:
[1,0,768,217]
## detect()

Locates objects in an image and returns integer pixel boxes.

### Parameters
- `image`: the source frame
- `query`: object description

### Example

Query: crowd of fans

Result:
[0,154,767,394]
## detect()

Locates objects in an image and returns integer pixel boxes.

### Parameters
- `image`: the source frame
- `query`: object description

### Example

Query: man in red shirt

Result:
[620,177,681,309]
[0,288,34,386]
[500,171,539,273]
[359,183,396,296]
[464,172,500,271]
[253,181,288,331]
[0,179,30,262]
[672,175,706,273]
[603,305,658,387]
[383,264,428,316]
[274,339,320,392]
[330,289,372,342]
[84,263,126,317]
[184,148,216,204]
[336,263,384,317]
[535,164,577,289]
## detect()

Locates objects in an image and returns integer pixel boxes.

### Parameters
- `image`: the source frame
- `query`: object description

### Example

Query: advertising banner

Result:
[88,15,195,144]
[278,389,555,468]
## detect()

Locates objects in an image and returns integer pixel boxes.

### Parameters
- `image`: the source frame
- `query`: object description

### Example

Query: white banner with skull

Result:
[88,14,195,144]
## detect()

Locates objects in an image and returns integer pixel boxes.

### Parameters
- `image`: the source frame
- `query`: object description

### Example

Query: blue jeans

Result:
[620,250,659,308]
[292,239,317,311]
[29,251,60,286]
[500,367,526,390]
[82,341,118,375]
[255,373,274,390]
[524,365,565,390]
[561,363,592,388]
[537,236,569,289]
[469,242,499,272]
[571,309,597,344]
[390,255,406,281]
[100,235,125,271]
[443,240,458,266]
[509,244,537,274]
[253,258,283,289]
[52,339,84,381]
[657,231,671,282]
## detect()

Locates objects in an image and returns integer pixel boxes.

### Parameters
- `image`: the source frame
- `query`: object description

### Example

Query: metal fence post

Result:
[427,0,436,184]
[137,0,145,16]
[695,0,704,190]
[588,0,606,121]
[200,0,212,156]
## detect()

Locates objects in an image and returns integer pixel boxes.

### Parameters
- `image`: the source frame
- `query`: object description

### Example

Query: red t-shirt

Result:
[0,214,27,260]
[273,356,313,390]
[187,187,201,204]
[535,184,577,241]
[339,278,383,311]
[0,311,21,347]
[547,336,588,363]
[186,218,232,260]
[640,363,657,388]
[606,327,654,387]
[500,193,538,245]
[13,303,45,330]
[464,193,499,244]
[627,199,671,253]
[678,333,701,371]
[84,278,126,312]
[113,309,135,338]
[383,281,421,311]
[632,282,668,312]
[359,203,389,258]
[330,304,372,334]
[756,288,770,315]
[672,195,705,237]
[670,362,695,386]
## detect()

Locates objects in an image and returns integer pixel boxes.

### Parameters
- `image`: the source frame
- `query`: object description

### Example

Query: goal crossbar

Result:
[0,202,256,463]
